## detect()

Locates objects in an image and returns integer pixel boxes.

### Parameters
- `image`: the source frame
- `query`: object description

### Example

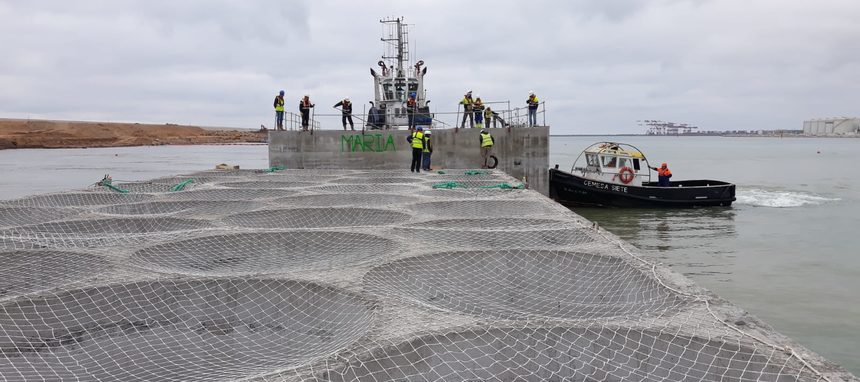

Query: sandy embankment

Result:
[0,119,267,149]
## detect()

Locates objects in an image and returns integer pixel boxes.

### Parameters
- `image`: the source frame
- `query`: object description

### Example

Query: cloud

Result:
[0,0,858,133]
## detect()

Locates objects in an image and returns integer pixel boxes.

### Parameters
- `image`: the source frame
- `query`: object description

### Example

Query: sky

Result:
[0,0,858,134]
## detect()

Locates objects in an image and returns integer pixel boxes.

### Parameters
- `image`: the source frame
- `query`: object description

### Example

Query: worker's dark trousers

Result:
[411,148,423,172]
[407,112,415,130]
[461,110,473,128]
[301,111,310,130]
[342,114,354,130]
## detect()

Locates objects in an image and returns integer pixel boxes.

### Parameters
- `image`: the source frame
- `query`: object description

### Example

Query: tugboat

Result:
[549,142,735,207]
[368,17,433,130]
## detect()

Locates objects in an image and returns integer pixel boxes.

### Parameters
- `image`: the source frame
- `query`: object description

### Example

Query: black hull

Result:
[549,169,735,208]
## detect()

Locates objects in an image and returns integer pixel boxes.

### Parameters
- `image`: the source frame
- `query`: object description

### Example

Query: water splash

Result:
[736,188,840,208]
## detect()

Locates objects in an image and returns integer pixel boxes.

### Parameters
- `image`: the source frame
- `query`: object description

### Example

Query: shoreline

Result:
[0,118,267,150]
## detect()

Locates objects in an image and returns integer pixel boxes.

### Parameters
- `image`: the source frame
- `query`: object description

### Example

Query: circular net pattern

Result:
[0,169,832,381]
[0,279,371,381]
[0,217,214,249]
[323,327,804,382]
[0,207,78,228]
[271,193,420,208]
[2,192,153,207]
[222,181,319,189]
[330,176,424,184]
[131,231,398,276]
[310,184,423,194]
[224,208,412,229]
[365,250,688,320]
[96,201,262,217]
[0,250,111,298]
[162,188,299,201]
[409,200,560,218]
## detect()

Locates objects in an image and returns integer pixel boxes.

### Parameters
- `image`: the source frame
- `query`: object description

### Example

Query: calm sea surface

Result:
[0,137,857,375]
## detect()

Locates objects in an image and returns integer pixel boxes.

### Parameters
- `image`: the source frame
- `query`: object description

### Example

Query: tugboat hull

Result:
[549,169,735,208]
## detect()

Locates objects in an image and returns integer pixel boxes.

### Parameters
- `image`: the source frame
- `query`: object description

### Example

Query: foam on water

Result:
[736,188,840,208]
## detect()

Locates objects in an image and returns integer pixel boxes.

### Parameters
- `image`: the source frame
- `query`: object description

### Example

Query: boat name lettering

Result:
[340,133,397,153]
[583,180,628,193]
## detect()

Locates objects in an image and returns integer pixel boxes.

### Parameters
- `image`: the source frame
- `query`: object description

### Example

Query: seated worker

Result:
[651,163,672,186]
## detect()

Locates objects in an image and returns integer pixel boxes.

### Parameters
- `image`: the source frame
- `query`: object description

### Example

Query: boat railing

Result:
[277,101,548,131]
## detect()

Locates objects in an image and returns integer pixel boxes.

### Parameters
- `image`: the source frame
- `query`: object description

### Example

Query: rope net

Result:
[0,169,842,381]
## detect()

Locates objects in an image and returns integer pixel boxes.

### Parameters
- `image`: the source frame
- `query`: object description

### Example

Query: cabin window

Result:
[601,156,617,168]
[618,158,630,169]
[586,154,598,167]
[633,159,641,171]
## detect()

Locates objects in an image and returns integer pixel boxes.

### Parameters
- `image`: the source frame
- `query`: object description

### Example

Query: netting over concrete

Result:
[0,169,852,381]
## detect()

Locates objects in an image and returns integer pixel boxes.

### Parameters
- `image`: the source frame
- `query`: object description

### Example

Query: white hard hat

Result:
[529,90,534,95]
[425,130,432,135]
[344,97,350,101]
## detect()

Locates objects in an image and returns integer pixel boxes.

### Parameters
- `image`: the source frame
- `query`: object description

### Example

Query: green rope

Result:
[432,181,467,189]
[97,177,129,193]
[478,183,525,190]
[265,166,285,173]
[464,170,489,175]
[436,170,447,174]
[170,179,194,192]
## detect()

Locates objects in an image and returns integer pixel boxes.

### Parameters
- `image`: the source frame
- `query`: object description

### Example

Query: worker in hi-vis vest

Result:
[479,129,494,169]
[459,91,474,128]
[422,129,433,171]
[273,90,285,130]
[407,126,426,173]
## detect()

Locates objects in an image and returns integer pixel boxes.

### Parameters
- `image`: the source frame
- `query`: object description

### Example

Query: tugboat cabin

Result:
[578,142,650,187]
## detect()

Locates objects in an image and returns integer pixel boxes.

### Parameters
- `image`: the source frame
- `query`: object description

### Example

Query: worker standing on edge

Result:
[459,91,474,128]
[527,91,539,126]
[473,95,485,129]
[407,126,426,173]
[273,90,285,130]
[422,129,433,171]
[406,93,418,131]
[479,128,494,169]
[299,94,315,131]
[651,163,673,186]
[333,97,354,131]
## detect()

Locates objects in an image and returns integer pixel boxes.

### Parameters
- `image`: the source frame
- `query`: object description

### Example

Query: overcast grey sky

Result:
[1,0,858,134]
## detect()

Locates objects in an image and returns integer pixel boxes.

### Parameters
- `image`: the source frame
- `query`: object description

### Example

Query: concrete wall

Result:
[269,127,550,194]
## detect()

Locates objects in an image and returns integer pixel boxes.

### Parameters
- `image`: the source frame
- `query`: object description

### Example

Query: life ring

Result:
[488,155,498,169]
[618,166,635,184]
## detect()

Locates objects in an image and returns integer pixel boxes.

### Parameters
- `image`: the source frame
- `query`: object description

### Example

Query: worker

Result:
[406,93,418,131]
[273,90,285,130]
[299,94,315,131]
[527,91,540,126]
[407,126,426,173]
[459,91,474,128]
[651,163,673,186]
[473,95,485,129]
[367,102,380,130]
[484,106,506,128]
[422,129,433,171]
[333,97,354,131]
[479,128,494,169]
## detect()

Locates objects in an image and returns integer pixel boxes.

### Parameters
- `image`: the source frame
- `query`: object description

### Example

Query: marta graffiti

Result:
[341,133,397,153]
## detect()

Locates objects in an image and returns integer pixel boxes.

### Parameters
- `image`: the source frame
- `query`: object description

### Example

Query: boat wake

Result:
[736,188,839,208]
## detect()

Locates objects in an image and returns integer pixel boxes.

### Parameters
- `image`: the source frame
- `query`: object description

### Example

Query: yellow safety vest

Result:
[411,131,424,149]
[275,96,285,112]
[480,132,493,147]
[423,136,431,153]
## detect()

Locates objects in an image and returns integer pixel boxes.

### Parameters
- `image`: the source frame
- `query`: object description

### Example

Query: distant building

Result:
[803,117,860,136]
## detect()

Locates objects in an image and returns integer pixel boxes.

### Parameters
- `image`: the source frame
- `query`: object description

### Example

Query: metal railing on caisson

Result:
[277,100,547,131]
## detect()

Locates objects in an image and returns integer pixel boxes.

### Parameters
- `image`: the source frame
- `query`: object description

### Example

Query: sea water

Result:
[0,137,857,375]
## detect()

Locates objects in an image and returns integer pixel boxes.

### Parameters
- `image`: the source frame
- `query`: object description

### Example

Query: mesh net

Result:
[0,169,842,381]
